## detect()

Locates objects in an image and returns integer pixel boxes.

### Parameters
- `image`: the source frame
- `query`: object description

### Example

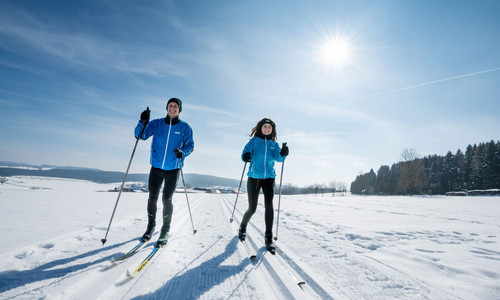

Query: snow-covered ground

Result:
[0,176,499,299]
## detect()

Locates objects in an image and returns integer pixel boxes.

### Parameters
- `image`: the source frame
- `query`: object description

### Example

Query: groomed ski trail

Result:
[220,194,317,299]
[0,190,482,299]
[1,193,315,299]
[54,194,205,300]
[220,193,460,299]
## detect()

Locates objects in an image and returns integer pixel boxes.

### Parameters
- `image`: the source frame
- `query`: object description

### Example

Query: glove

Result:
[140,107,150,123]
[174,148,184,159]
[280,144,289,157]
[242,152,251,162]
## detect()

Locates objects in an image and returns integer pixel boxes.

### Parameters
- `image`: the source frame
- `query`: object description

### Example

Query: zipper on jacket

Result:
[161,118,173,169]
[263,137,267,179]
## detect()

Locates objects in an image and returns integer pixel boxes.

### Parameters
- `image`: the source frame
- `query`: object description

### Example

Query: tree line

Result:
[277,181,347,195]
[350,140,500,195]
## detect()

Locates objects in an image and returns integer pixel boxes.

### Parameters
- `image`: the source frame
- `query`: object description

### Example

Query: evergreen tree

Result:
[375,165,391,194]
[471,144,483,189]
[367,169,377,194]
[427,155,443,194]
[350,141,499,195]
[454,149,465,190]
[388,163,400,194]
[484,140,497,188]
[464,145,474,189]
[441,151,455,192]
[350,174,362,194]
[495,141,500,187]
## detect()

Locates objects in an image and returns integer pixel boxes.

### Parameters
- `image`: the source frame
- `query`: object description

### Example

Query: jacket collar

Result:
[165,115,180,125]
[256,133,272,140]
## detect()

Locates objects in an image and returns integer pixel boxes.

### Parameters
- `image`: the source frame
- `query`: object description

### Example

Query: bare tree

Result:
[398,148,425,195]
[329,181,337,196]
[337,182,347,195]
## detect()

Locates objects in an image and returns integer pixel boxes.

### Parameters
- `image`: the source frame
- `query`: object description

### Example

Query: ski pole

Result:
[230,162,247,223]
[180,167,197,234]
[274,142,287,241]
[101,107,149,246]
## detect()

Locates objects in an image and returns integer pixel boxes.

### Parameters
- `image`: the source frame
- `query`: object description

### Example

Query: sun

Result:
[321,39,351,66]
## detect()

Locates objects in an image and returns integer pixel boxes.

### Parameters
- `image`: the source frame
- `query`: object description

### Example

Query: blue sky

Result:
[1,0,499,187]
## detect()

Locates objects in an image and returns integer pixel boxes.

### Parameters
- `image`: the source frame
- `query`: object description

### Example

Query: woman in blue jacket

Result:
[238,118,289,252]
[135,98,194,247]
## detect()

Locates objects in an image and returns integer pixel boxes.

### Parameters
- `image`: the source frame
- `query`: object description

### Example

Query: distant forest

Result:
[351,140,500,195]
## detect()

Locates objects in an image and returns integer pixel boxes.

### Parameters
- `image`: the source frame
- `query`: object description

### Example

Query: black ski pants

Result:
[147,167,180,235]
[240,177,275,239]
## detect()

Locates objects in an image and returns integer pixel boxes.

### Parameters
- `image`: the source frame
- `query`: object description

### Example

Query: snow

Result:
[1,176,499,299]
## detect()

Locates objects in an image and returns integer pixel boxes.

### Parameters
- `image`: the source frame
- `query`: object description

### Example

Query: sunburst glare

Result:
[321,38,351,67]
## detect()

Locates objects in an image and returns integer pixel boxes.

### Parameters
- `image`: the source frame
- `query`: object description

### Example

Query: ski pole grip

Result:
[138,106,150,137]
[282,142,287,160]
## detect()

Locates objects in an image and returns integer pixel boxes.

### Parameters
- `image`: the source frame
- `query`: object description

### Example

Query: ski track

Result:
[221,194,437,299]
[219,194,318,299]
[1,179,499,299]
[119,193,265,300]
[275,205,452,299]
[271,195,499,299]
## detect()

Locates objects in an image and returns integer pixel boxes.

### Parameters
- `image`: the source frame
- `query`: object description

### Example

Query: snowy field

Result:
[0,176,499,299]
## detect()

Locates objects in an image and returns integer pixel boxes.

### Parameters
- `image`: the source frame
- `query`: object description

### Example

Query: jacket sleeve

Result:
[273,141,284,162]
[180,123,195,156]
[241,139,255,161]
[134,120,154,140]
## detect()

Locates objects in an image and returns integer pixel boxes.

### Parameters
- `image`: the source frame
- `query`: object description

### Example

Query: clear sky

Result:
[1,0,499,187]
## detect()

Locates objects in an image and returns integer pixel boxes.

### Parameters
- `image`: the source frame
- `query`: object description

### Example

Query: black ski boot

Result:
[238,228,247,242]
[265,233,275,254]
[140,221,155,242]
[155,232,170,248]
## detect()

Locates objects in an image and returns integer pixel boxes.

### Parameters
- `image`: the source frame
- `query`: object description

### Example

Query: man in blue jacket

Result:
[135,98,194,247]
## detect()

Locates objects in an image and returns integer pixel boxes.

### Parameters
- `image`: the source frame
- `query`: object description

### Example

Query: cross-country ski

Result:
[126,246,161,278]
[110,240,145,265]
[239,238,257,260]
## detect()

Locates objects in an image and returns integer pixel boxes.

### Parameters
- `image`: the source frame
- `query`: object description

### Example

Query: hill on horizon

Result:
[0,161,241,189]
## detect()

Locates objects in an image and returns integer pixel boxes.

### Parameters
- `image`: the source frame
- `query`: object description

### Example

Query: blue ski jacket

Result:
[135,117,194,170]
[242,136,284,179]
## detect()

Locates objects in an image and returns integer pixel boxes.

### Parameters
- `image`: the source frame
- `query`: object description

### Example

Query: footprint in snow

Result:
[415,248,445,254]
[346,233,371,241]
[376,231,394,236]
[40,243,55,249]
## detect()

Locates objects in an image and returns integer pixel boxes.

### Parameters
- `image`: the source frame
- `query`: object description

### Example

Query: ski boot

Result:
[265,233,276,254]
[238,228,247,242]
[155,227,170,248]
[140,221,156,242]
[155,232,169,248]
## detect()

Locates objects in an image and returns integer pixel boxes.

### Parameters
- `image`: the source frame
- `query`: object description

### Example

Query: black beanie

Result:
[166,97,182,113]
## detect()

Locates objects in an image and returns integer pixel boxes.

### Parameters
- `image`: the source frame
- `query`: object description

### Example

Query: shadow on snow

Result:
[133,236,254,299]
[0,237,138,295]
